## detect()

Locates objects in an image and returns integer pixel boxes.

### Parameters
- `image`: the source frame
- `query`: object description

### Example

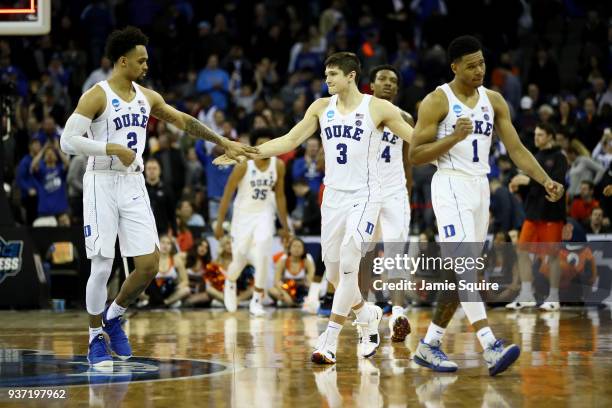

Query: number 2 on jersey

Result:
[472,139,479,162]
[127,132,137,153]
[336,143,347,164]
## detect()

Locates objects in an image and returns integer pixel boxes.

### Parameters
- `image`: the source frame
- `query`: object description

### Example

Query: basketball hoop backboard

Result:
[0,0,50,35]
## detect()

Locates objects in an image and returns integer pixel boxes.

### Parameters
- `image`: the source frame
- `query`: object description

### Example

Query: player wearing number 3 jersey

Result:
[409,35,564,376]
[215,52,414,364]
[59,26,256,369]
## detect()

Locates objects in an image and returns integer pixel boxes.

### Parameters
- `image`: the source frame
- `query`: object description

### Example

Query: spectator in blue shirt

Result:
[292,137,323,194]
[31,142,70,218]
[32,116,61,145]
[194,139,232,221]
[196,54,230,111]
[16,138,42,224]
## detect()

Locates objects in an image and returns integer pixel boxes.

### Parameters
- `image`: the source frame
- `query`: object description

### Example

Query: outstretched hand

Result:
[213,154,237,166]
[544,179,565,202]
[223,140,259,163]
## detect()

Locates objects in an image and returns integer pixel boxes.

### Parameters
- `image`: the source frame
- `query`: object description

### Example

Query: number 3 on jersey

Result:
[127,132,137,153]
[336,143,347,164]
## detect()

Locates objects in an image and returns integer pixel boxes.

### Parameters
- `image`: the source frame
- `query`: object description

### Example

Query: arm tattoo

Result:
[151,106,179,125]
[184,117,225,145]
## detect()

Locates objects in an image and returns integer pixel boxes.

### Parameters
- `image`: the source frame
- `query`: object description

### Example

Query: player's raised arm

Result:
[214,162,247,240]
[409,90,472,165]
[489,91,564,202]
[256,99,326,158]
[142,88,258,162]
[60,86,136,166]
[374,98,413,144]
[214,99,326,165]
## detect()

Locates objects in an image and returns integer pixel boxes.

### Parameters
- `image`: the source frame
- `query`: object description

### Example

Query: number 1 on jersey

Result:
[472,139,479,162]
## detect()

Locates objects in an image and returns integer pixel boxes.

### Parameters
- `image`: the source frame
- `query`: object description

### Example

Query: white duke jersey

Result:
[435,83,493,176]
[319,94,382,197]
[233,158,277,215]
[378,125,406,195]
[86,80,150,172]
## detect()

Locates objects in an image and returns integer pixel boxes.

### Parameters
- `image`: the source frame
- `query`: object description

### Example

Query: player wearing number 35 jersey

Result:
[59,26,256,370]
[214,128,290,318]
[409,35,564,376]
[214,52,414,364]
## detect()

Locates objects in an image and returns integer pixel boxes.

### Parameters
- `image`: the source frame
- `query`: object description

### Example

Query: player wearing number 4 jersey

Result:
[214,128,290,317]
[409,36,564,376]
[215,52,414,364]
[369,65,414,343]
[59,26,256,369]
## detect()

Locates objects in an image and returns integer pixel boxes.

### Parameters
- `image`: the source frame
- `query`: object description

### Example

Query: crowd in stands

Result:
[1,1,611,308]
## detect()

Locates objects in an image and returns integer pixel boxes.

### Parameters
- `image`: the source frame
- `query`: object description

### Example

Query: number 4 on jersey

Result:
[381,146,391,163]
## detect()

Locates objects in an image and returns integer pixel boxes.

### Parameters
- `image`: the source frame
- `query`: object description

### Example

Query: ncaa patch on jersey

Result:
[111,98,120,111]
[327,110,334,120]
[452,104,462,116]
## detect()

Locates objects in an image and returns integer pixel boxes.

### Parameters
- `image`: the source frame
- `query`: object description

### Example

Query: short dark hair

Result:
[447,35,482,63]
[324,52,361,84]
[536,122,556,136]
[105,26,149,63]
[369,64,401,86]
[250,128,275,146]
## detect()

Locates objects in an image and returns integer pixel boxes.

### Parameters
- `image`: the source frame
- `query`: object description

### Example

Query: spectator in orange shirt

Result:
[570,181,600,225]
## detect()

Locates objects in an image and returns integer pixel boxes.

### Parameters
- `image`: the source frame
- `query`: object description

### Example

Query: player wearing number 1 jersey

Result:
[59,27,256,369]
[409,36,564,376]
[214,128,290,317]
[214,52,414,364]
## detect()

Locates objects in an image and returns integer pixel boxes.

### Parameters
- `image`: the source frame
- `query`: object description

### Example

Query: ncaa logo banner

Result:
[0,236,24,284]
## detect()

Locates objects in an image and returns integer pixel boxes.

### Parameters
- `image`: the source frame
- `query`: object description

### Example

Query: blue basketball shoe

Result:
[102,306,132,360]
[88,334,113,369]
[483,340,520,376]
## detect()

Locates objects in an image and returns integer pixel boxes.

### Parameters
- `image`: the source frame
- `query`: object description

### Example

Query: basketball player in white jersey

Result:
[410,36,564,376]
[369,65,414,343]
[59,27,256,369]
[215,52,414,364]
[214,128,290,317]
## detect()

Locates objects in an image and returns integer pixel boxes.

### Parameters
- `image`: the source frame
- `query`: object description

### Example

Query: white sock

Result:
[547,287,559,302]
[106,301,126,320]
[423,322,445,344]
[476,326,497,349]
[520,282,533,299]
[326,321,342,342]
[89,327,103,344]
[353,303,372,322]
[392,306,404,316]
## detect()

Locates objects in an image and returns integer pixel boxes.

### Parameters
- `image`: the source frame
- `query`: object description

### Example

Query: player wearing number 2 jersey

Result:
[409,35,564,376]
[215,52,414,364]
[59,26,256,369]
[214,128,290,317]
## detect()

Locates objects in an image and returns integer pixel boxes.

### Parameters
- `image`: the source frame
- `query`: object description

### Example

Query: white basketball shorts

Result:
[83,171,159,259]
[320,187,381,263]
[431,169,490,243]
